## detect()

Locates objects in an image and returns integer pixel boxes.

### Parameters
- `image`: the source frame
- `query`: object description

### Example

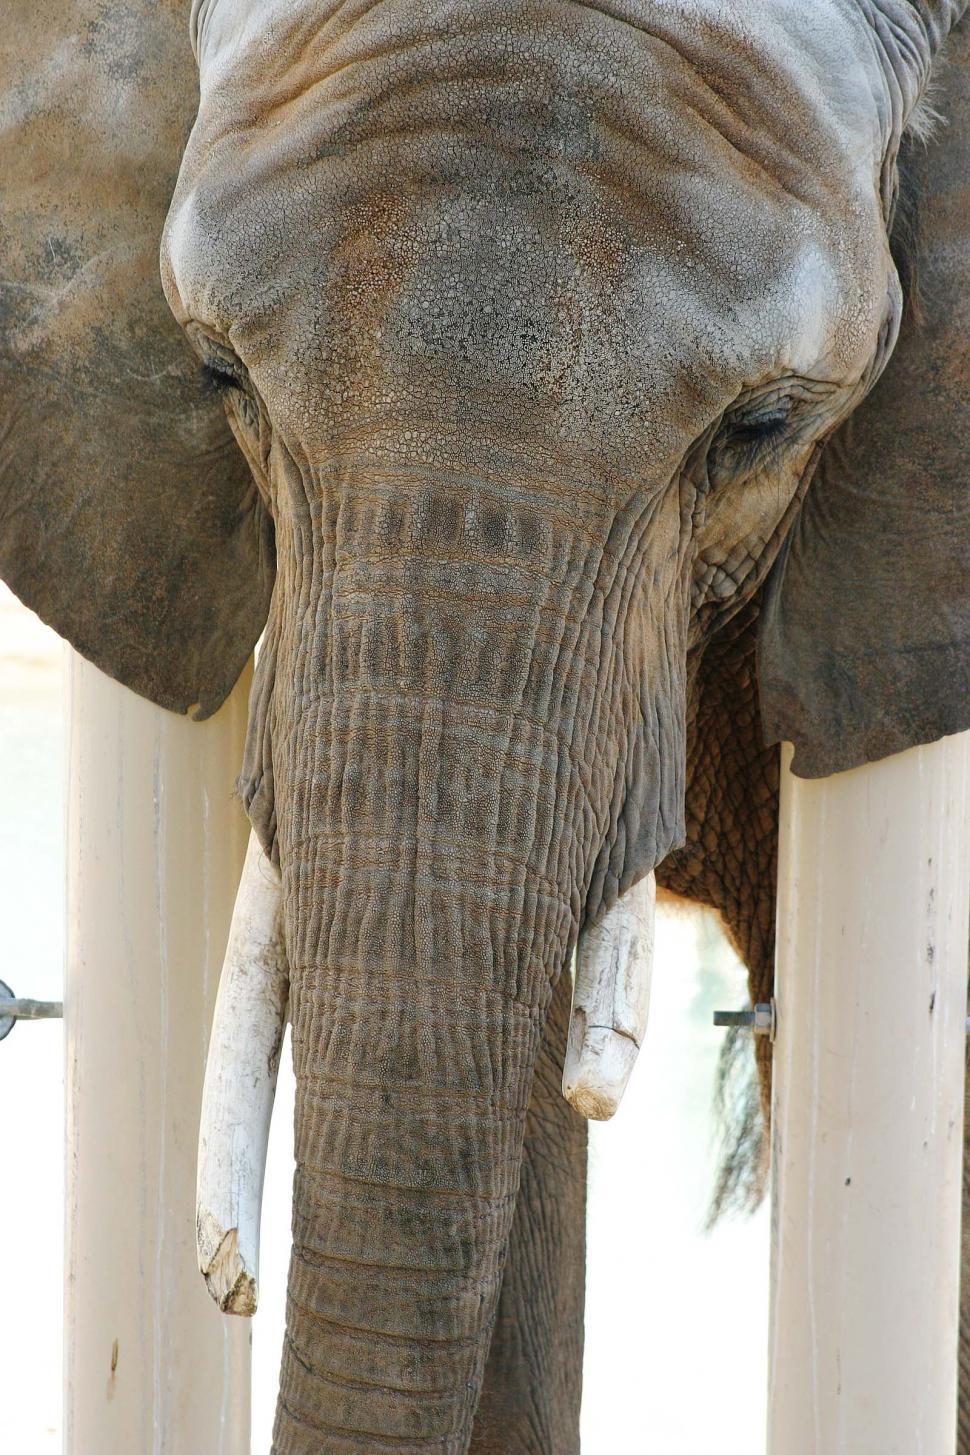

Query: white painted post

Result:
[769,735,970,1455]
[64,653,253,1454]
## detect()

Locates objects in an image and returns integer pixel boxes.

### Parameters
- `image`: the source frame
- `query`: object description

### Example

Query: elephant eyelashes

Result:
[201,358,260,434]
[708,403,793,483]
[726,408,790,446]
[202,359,245,395]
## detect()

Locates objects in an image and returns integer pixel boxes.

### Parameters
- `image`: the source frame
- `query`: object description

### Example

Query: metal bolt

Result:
[713,1001,776,1040]
[715,1003,970,1041]
[0,978,63,1042]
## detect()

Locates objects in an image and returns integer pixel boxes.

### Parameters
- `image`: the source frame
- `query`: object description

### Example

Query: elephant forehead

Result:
[186,0,888,223]
[167,0,892,452]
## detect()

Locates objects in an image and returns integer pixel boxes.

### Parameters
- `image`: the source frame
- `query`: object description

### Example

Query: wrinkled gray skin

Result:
[2,0,968,1450]
[155,3,963,1449]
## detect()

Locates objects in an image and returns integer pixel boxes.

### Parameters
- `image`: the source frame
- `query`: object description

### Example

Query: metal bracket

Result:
[713,1000,776,1042]
[0,978,63,1042]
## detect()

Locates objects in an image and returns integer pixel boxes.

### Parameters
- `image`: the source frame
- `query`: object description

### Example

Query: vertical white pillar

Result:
[769,735,970,1455]
[64,653,253,1454]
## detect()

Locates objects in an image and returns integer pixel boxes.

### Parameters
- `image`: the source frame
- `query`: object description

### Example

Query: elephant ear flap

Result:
[758,30,970,779]
[0,3,274,718]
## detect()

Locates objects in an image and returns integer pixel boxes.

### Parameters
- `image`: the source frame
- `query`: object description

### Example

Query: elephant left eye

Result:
[720,404,790,458]
[726,408,790,446]
[708,399,796,484]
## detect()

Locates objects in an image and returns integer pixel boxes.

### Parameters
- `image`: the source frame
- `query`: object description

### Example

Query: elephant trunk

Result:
[268,577,584,1450]
[251,457,684,1448]
[277,896,557,1449]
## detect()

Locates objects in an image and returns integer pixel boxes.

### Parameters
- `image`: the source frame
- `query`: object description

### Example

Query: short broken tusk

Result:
[562,872,655,1121]
[197,830,288,1316]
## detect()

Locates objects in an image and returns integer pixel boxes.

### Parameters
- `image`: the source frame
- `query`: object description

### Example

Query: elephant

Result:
[2,2,969,1451]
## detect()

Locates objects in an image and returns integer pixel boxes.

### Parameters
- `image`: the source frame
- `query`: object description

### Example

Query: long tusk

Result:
[197,830,288,1315]
[562,872,655,1121]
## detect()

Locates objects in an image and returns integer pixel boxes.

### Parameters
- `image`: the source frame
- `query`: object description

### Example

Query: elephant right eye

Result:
[201,356,248,395]
[190,322,249,395]
[202,361,238,392]
[198,345,260,436]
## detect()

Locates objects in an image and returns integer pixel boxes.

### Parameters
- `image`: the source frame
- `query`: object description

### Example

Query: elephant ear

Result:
[758,21,970,778]
[0,0,273,718]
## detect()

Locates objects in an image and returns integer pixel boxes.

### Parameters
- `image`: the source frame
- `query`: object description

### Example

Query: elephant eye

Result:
[709,401,793,481]
[200,348,260,435]
[725,408,790,446]
[202,357,247,395]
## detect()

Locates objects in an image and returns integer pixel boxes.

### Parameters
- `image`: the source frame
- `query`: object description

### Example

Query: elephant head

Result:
[3,2,969,1451]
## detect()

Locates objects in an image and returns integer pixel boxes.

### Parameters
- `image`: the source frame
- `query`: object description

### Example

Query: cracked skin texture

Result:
[2,0,970,1450]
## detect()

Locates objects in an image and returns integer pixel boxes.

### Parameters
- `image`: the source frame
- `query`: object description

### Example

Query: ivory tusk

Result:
[562,872,656,1121]
[197,830,288,1315]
